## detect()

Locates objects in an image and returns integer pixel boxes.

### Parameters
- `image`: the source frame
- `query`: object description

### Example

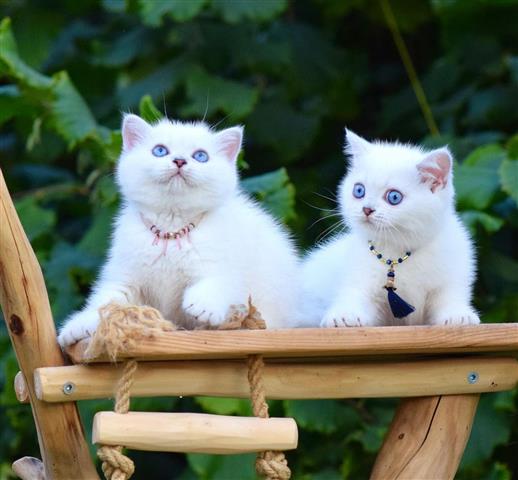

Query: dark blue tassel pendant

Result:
[384,269,415,318]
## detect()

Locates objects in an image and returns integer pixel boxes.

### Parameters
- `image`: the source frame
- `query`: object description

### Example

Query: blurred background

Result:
[0,0,517,478]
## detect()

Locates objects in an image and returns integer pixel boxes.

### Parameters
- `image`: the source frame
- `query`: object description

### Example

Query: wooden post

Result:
[370,394,480,480]
[0,170,98,479]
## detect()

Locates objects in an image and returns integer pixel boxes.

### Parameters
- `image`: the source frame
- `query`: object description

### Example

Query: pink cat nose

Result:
[363,207,375,217]
[173,158,187,168]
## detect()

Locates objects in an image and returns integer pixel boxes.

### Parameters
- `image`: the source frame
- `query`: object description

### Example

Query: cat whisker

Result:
[307,212,342,230]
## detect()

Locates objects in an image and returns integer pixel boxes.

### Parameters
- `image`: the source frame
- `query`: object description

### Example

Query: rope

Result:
[228,298,291,480]
[379,0,440,137]
[88,304,176,480]
[87,299,290,480]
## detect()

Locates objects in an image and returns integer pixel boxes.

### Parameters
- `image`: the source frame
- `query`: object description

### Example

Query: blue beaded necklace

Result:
[368,241,415,318]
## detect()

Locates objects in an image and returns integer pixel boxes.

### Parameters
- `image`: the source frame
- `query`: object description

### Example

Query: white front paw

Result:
[182,281,230,326]
[320,304,377,328]
[58,309,100,347]
[434,307,480,325]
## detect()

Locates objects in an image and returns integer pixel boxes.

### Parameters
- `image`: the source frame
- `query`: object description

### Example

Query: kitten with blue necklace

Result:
[58,114,301,347]
[301,130,479,327]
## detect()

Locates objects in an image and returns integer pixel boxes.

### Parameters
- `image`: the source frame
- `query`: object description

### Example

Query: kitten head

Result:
[338,129,454,248]
[116,114,243,215]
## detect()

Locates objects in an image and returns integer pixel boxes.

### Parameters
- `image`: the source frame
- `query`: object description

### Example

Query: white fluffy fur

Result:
[301,130,479,327]
[58,115,300,347]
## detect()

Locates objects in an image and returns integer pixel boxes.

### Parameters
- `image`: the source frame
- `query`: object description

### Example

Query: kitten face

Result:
[338,130,454,247]
[116,114,243,215]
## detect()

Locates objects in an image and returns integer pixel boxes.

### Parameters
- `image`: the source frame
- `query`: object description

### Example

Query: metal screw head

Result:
[63,382,76,395]
[467,372,479,384]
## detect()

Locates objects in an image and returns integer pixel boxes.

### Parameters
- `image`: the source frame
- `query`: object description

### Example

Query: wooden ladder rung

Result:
[93,412,298,454]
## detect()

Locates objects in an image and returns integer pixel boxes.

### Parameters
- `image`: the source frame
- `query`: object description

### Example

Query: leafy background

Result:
[1,0,517,478]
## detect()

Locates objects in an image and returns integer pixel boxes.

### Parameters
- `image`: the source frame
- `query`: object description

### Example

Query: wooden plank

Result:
[0,170,98,479]
[67,323,518,363]
[35,356,518,402]
[371,394,479,479]
[93,412,298,454]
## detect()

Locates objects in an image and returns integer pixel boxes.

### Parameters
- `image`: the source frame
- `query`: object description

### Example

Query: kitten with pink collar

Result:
[301,130,479,327]
[58,114,301,347]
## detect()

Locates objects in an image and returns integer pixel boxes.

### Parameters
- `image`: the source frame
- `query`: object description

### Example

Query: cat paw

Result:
[58,310,100,348]
[182,281,230,326]
[320,306,376,328]
[433,308,480,326]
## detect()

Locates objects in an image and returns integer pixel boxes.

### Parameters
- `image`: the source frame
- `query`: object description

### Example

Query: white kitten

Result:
[58,114,301,347]
[301,130,479,327]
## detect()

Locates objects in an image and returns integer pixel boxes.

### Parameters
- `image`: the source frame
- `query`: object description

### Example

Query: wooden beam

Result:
[34,356,518,402]
[370,394,479,479]
[0,170,98,479]
[66,323,518,363]
[93,412,298,454]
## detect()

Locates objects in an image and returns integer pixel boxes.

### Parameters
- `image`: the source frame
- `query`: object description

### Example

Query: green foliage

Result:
[1,0,517,479]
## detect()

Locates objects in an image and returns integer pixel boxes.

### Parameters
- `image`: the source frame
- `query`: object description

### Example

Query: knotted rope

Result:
[85,300,290,480]
[220,299,291,480]
[87,304,176,480]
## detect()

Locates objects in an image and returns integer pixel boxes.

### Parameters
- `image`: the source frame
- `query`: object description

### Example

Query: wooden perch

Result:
[66,323,518,363]
[93,412,298,454]
[0,170,98,479]
[34,356,518,402]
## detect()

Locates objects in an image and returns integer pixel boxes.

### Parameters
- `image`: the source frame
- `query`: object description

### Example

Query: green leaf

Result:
[461,393,512,468]
[0,18,53,90]
[139,0,207,26]
[247,101,319,162]
[14,197,56,241]
[284,400,361,434]
[44,242,99,321]
[212,0,287,23]
[242,168,296,223]
[460,211,504,235]
[187,453,256,480]
[455,146,504,210]
[499,158,518,204]
[139,94,164,123]
[182,67,259,119]
[78,205,117,256]
[506,134,518,160]
[50,71,98,147]
[195,397,251,416]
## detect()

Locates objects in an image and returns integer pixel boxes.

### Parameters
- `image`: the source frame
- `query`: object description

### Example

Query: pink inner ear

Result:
[122,115,150,152]
[417,150,451,193]
[217,128,242,162]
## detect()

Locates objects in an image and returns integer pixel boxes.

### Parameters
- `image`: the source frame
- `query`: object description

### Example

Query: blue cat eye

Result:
[192,149,209,163]
[152,145,169,157]
[386,189,404,205]
[353,183,365,199]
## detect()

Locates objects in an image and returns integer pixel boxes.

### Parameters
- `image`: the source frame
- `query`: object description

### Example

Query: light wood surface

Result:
[34,356,518,402]
[14,371,29,403]
[0,170,98,479]
[11,457,45,480]
[93,412,298,454]
[67,323,518,363]
[370,394,480,480]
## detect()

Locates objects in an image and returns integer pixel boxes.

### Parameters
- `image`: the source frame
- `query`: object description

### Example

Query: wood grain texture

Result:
[34,356,518,402]
[67,323,518,363]
[370,394,480,480]
[0,170,98,479]
[93,412,298,454]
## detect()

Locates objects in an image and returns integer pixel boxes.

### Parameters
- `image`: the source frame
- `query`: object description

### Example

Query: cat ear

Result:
[215,126,243,163]
[417,148,452,193]
[122,114,152,152]
[344,129,371,159]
